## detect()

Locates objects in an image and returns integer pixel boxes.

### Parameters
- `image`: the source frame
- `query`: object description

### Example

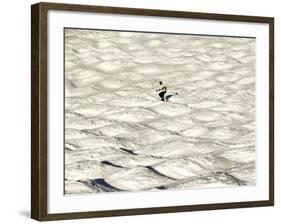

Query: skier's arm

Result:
[157,85,163,92]
[156,85,166,92]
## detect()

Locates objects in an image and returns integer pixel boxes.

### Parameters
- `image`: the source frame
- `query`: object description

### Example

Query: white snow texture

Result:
[64,29,256,194]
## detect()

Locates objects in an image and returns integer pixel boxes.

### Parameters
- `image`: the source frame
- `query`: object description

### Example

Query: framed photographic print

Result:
[31,2,274,221]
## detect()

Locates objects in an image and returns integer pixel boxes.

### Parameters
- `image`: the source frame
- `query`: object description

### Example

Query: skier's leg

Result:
[163,91,166,101]
[159,92,164,101]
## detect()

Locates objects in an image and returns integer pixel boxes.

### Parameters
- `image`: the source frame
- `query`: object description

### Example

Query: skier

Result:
[156,81,167,101]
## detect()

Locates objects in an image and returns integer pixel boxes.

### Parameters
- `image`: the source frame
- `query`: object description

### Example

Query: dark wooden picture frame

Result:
[31,2,274,221]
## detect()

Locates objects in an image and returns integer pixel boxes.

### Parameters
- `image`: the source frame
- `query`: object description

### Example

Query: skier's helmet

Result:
[159,81,163,85]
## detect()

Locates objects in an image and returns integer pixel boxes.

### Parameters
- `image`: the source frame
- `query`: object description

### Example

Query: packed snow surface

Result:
[64,29,256,194]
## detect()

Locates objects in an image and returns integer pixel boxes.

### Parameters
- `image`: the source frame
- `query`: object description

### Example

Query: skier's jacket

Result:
[158,84,167,93]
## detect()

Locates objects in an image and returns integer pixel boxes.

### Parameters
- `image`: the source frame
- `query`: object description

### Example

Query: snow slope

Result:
[64,29,256,194]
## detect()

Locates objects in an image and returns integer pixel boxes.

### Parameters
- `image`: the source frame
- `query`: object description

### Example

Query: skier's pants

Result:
[159,91,166,101]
